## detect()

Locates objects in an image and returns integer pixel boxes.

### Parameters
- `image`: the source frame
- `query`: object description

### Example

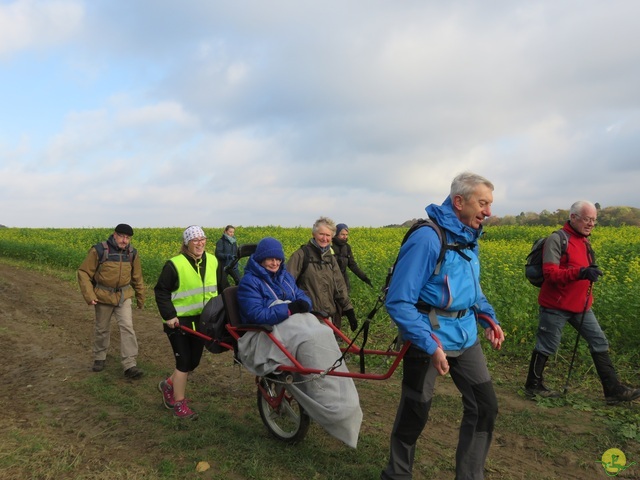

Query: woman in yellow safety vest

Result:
[154,226,219,420]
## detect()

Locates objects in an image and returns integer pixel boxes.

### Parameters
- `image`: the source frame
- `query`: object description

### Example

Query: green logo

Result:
[597,448,636,476]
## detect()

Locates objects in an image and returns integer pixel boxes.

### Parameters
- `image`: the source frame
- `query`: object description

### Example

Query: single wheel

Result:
[256,377,310,444]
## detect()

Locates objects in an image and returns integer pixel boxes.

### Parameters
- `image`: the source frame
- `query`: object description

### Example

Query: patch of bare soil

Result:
[0,262,628,479]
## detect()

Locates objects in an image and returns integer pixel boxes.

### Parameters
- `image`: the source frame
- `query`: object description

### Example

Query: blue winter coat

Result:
[385,197,498,355]
[237,255,312,326]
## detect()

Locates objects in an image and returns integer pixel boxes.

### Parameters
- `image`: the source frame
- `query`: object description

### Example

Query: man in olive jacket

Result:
[77,223,145,379]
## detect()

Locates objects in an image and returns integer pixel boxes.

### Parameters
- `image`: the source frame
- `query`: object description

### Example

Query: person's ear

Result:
[452,194,464,211]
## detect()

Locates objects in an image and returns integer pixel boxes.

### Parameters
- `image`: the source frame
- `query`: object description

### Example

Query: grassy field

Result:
[1,224,640,479]
[1,224,639,363]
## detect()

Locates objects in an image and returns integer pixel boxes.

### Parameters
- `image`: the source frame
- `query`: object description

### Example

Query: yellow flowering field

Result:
[1,225,639,360]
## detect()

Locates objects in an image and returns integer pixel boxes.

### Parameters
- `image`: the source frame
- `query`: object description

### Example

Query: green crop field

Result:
[1,224,639,368]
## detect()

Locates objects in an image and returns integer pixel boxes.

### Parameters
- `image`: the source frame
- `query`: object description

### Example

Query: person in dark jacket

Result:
[524,200,640,405]
[154,226,219,420]
[332,223,372,292]
[215,225,240,287]
[77,223,145,379]
[286,217,359,332]
[332,223,372,330]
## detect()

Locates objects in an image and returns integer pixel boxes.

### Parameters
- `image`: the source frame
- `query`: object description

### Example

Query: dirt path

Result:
[0,261,628,479]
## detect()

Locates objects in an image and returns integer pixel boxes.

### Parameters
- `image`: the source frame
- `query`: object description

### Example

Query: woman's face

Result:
[313,225,333,248]
[260,258,282,273]
[187,237,206,259]
[226,228,235,237]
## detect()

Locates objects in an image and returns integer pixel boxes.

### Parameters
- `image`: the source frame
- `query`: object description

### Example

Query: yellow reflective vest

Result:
[169,253,218,317]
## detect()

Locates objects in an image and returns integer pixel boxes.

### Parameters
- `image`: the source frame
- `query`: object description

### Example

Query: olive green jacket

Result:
[286,240,352,317]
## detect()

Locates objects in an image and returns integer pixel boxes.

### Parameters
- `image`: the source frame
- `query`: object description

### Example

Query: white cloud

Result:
[0,0,83,56]
[1,0,640,227]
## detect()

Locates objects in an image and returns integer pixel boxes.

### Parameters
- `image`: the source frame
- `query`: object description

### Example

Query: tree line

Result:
[484,205,640,227]
[392,205,640,228]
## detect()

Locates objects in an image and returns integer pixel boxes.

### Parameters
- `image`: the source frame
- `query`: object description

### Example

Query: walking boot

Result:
[158,378,175,409]
[174,399,199,420]
[524,350,561,398]
[591,351,640,405]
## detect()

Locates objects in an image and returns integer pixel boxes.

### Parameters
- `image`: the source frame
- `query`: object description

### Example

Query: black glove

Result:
[579,265,604,283]
[364,277,373,288]
[288,299,310,315]
[343,309,358,332]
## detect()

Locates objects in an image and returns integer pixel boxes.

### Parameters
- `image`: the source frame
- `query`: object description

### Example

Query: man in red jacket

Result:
[524,200,640,405]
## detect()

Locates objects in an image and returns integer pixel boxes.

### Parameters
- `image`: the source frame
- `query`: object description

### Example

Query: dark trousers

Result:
[381,342,498,480]
[165,326,204,373]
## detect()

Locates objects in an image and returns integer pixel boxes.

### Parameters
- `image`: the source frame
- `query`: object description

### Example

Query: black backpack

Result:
[524,230,569,288]
[198,295,234,354]
[295,244,335,280]
[94,241,137,266]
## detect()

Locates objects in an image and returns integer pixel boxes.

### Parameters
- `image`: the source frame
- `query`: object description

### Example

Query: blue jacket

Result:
[385,197,498,355]
[237,255,312,326]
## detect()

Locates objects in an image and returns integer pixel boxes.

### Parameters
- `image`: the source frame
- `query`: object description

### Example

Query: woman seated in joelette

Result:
[237,237,312,325]
[236,237,363,448]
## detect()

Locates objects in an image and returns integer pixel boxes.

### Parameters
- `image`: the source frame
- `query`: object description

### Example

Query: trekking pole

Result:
[562,281,593,395]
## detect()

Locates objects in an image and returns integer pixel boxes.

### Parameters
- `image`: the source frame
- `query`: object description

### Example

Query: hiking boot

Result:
[605,385,640,406]
[158,379,175,409]
[124,366,144,379]
[92,360,105,372]
[524,350,561,399]
[524,383,561,399]
[174,399,198,420]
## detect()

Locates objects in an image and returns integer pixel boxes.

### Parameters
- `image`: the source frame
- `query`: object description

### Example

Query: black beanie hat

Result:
[253,237,285,263]
[115,223,134,236]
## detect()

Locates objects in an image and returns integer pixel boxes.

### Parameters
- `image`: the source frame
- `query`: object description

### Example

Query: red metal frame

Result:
[179,317,410,381]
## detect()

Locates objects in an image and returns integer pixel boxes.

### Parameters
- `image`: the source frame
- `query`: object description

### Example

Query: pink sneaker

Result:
[158,379,175,409]
[174,399,198,420]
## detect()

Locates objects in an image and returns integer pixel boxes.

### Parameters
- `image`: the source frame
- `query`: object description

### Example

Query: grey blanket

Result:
[237,312,363,448]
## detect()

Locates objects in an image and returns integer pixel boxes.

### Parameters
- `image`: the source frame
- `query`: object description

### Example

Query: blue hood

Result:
[426,196,483,244]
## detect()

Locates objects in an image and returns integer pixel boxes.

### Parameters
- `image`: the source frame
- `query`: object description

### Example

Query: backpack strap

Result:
[94,241,109,264]
[401,219,474,275]
[297,244,333,280]
[94,240,137,271]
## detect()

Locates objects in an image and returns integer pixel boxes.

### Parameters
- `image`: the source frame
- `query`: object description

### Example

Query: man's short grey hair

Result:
[313,216,336,234]
[570,200,596,216]
[450,172,494,200]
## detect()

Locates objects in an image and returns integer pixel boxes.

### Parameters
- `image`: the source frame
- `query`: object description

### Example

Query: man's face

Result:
[337,230,349,241]
[570,206,597,236]
[313,225,333,248]
[453,184,493,230]
[114,232,131,249]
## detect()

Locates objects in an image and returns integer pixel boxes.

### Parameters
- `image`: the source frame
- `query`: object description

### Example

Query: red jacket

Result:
[538,222,596,313]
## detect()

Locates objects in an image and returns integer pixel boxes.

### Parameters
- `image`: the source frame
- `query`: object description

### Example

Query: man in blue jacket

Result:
[381,172,505,480]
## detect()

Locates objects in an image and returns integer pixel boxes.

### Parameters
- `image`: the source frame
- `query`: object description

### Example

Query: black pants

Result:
[381,342,498,480]
[165,324,204,373]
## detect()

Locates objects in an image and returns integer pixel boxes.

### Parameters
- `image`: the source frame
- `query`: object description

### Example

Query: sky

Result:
[1,0,639,229]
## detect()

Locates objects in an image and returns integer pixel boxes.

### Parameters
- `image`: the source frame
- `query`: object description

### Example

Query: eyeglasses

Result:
[576,215,597,225]
[191,238,207,244]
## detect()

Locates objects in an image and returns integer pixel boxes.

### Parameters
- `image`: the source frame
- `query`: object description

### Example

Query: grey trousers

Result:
[535,307,609,355]
[381,342,498,480]
[93,298,139,370]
